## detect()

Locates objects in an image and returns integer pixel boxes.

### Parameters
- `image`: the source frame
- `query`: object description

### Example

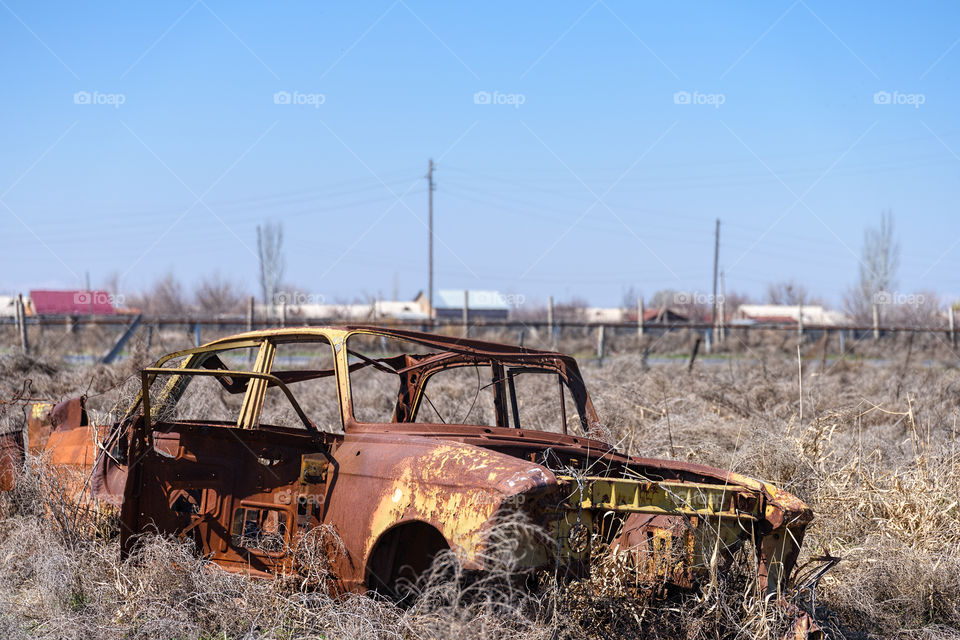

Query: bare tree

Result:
[553,296,588,322]
[99,271,125,309]
[887,290,941,327]
[765,279,810,306]
[194,272,247,315]
[257,222,286,305]
[649,289,679,309]
[846,211,899,322]
[720,289,753,321]
[100,271,121,296]
[128,272,188,316]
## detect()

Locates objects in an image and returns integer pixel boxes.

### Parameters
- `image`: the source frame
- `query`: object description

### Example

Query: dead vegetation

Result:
[1,344,959,639]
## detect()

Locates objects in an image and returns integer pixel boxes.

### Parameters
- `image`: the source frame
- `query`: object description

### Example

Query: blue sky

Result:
[1,1,958,308]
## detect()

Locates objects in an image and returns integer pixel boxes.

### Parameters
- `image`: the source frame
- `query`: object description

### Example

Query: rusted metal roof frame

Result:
[122,325,601,437]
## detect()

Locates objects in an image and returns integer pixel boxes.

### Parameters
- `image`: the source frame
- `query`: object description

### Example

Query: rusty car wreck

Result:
[2,326,817,626]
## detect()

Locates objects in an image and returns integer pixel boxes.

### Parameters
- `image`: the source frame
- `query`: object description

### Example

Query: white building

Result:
[0,296,17,318]
[584,307,624,323]
[261,299,428,322]
[735,304,849,326]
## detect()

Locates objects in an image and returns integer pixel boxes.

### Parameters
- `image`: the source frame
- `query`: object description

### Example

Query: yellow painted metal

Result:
[127,328,355,432]
[558,476,759,520]
[300,453,329,484]
[238,341,276,428]
[554,476,760,582]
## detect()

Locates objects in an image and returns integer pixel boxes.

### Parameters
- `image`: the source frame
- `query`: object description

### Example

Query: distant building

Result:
[420,290,511,321]
[267,298,428,322]
[735,304,848,326]
[0,296,18,318]
[30,290,116,316]
[585,307,624,323]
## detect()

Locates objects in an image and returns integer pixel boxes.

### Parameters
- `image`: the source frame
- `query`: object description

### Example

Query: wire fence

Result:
[2,313,958,363]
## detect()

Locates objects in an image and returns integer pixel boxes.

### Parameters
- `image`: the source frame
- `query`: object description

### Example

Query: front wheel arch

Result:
[366,521,450,601]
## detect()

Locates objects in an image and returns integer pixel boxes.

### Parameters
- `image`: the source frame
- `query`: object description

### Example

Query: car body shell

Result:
[3,326,814,602]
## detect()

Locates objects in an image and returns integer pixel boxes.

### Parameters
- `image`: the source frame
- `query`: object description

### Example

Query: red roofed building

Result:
[30,290,116,315]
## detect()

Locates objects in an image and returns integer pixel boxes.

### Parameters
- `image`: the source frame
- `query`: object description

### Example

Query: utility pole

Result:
[718,271,725,343]
[427,159,435,326]
[712,218,720,335]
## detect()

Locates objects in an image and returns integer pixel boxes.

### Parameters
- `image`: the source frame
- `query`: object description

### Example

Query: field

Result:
[0,331,958,639]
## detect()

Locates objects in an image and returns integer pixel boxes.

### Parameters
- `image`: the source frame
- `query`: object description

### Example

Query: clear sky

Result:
[2,1,958,308]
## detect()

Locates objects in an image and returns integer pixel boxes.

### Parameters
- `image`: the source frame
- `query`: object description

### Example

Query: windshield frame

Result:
[342,328,593,434]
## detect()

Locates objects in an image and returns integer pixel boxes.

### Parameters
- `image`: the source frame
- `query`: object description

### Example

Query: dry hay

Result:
[0,350,959,638]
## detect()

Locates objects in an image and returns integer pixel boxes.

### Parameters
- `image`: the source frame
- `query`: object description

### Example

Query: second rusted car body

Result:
[20,326,813,601]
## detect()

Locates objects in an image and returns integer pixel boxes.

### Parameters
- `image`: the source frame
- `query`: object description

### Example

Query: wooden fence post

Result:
[462,291,469,338]
[637,298,644,337]
[547,295,554,342]
[872,302,880,340]
[596,325,605,363]
[717,296,724,343]
[687,336,701,372]
[949,306,956,347]
[17,294,29,355]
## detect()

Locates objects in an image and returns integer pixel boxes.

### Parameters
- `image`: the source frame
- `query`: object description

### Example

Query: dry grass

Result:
[1,342,959,638]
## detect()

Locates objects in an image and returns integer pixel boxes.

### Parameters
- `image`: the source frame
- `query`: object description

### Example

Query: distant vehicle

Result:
[5,326,815,623]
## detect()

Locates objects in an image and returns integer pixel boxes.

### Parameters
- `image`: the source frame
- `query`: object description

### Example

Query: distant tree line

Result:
[99,216,952,326]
